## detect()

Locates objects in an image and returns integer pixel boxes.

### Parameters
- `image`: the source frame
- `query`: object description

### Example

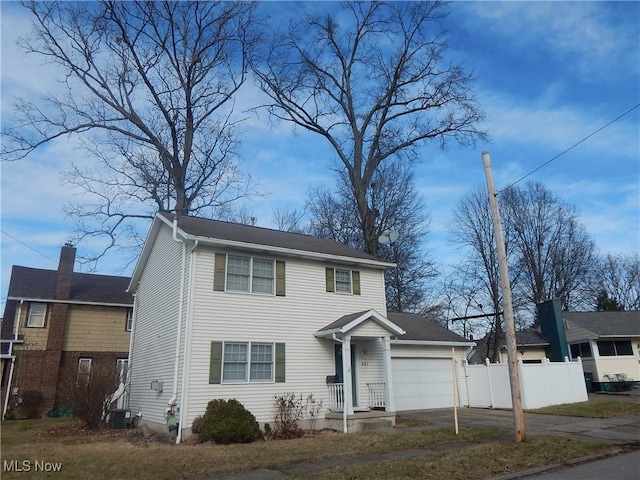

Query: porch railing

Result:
[327,383,344,411]
[367,382,386,409]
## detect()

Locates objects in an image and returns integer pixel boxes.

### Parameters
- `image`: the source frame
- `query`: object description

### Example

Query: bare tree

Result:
[591,253,640,310]
[501,182,596,314]
[252,1,486,255]
[306,160,438,313]
[449,187,517,360]
[3,1,260,266]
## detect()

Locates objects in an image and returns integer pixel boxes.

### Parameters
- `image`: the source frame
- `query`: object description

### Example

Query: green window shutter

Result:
[352,270,361,295]
[275,261,286,296]
[209,341,223,384]
[213,253,226,291]
[325,267,335,292]
[275,343,286,382]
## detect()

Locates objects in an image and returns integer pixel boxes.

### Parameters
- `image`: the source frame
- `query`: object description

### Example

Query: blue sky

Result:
[1,1,639,311]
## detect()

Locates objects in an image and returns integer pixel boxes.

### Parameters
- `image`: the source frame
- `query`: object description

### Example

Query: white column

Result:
[342,335,353,415]
[382,336,395,412]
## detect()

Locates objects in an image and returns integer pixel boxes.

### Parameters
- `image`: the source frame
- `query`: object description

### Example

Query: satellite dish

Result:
[378,229,399,245]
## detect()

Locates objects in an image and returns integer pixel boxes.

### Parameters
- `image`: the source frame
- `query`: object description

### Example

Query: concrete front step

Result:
[359,419,394,431]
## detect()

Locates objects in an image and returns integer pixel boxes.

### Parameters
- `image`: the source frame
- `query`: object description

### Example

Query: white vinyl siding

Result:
[185,246,388,425]
[127,224,190,426]
[27,303,47,328]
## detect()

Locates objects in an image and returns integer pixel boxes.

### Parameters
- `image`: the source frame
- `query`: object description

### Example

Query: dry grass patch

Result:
[529,400,640,418]
[294,436,617,479]
[1,419,501,480]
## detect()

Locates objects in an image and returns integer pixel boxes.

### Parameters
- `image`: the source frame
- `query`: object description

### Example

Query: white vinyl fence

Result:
[465,357,588,409]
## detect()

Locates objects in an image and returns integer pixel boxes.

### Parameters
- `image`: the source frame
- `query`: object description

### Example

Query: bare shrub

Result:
[58,360,118,429]
[272,393,323,439]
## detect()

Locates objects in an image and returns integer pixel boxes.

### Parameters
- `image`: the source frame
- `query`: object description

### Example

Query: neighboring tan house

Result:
[563,310,640,391]
[1,244,133,417]
[127,212,473,441]
[468,330,550,365]
[538,299,639,392]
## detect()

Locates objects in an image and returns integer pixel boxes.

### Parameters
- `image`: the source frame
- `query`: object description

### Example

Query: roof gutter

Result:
[390,340,476,347]
[6,297,133,308]
[180,234,395,269]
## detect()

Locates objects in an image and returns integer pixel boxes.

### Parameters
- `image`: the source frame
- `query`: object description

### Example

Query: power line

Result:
[0,229,58,264]
[500,103,640,193]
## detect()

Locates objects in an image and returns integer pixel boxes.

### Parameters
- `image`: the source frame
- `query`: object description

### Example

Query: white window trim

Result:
[125,308,133,332]
[116,359,129,384]
[222,341,275,384]
[77,358,92,384]
[226,255,275,295]
[26,302,47,328]
[334,268,352,294]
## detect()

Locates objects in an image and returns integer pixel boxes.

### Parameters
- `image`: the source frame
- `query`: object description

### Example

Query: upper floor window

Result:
[214,253,285,296]
[27,303,47,328]
[597,340,633,357]
[126,308,133,332]
[326,267,361,295]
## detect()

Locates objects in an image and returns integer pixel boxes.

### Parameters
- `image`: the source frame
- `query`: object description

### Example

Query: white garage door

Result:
[392,358,454,411]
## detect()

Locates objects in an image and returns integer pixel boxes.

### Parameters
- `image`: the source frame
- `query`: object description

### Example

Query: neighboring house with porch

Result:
[562,310,640,391]
[1,244,133,418]
[127,212,473,441]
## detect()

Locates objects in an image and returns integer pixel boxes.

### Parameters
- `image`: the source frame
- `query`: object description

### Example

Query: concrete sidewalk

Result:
[206,393,640,480]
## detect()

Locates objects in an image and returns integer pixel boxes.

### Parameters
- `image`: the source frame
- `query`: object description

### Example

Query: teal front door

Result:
[334,343,357,407]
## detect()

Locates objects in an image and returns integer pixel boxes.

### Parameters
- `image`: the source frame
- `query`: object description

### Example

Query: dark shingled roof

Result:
[318,311,371,332]
[468,330,549,364]
[388,312,469,343]
[162,212,384,264]
[7,265,133,305]
[563,311,640,337]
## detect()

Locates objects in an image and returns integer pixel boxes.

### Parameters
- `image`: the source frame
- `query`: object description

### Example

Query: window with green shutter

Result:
[210,341,285,384]
[326,268,361,295]
[213,253,285,296]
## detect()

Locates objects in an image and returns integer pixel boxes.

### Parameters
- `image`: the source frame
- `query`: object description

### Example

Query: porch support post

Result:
[342,335,354,416]
[382,336,395,412]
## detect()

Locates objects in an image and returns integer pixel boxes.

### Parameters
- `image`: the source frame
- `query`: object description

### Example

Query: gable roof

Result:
[563,311,640,338]
[162,212,389,263]
[7,265,133,306]
[131,212,394,290]
[315,309,405,337]
[387,312,472,344]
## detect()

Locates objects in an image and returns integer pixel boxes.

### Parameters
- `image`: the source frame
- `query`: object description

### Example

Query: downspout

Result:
[125,293,138,410]
[3,300,23,417]
[168,218,187,432]
[176,240,198,444]
[332,333,348,434]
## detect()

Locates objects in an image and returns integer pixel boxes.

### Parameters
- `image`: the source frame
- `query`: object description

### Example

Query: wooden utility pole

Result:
[482,151,526,442]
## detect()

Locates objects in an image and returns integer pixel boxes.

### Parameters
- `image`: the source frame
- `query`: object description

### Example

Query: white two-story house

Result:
[127,212,472,441]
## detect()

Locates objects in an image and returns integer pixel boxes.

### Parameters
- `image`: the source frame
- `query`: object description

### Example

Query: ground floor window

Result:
[209,341,285,384]
[570,342,592,358]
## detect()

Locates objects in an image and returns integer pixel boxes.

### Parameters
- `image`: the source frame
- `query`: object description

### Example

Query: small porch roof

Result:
[314,309,406,338]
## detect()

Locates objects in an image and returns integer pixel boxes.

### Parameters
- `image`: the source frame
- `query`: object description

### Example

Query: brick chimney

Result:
[55,242,76,300]
[41,243,77,414]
